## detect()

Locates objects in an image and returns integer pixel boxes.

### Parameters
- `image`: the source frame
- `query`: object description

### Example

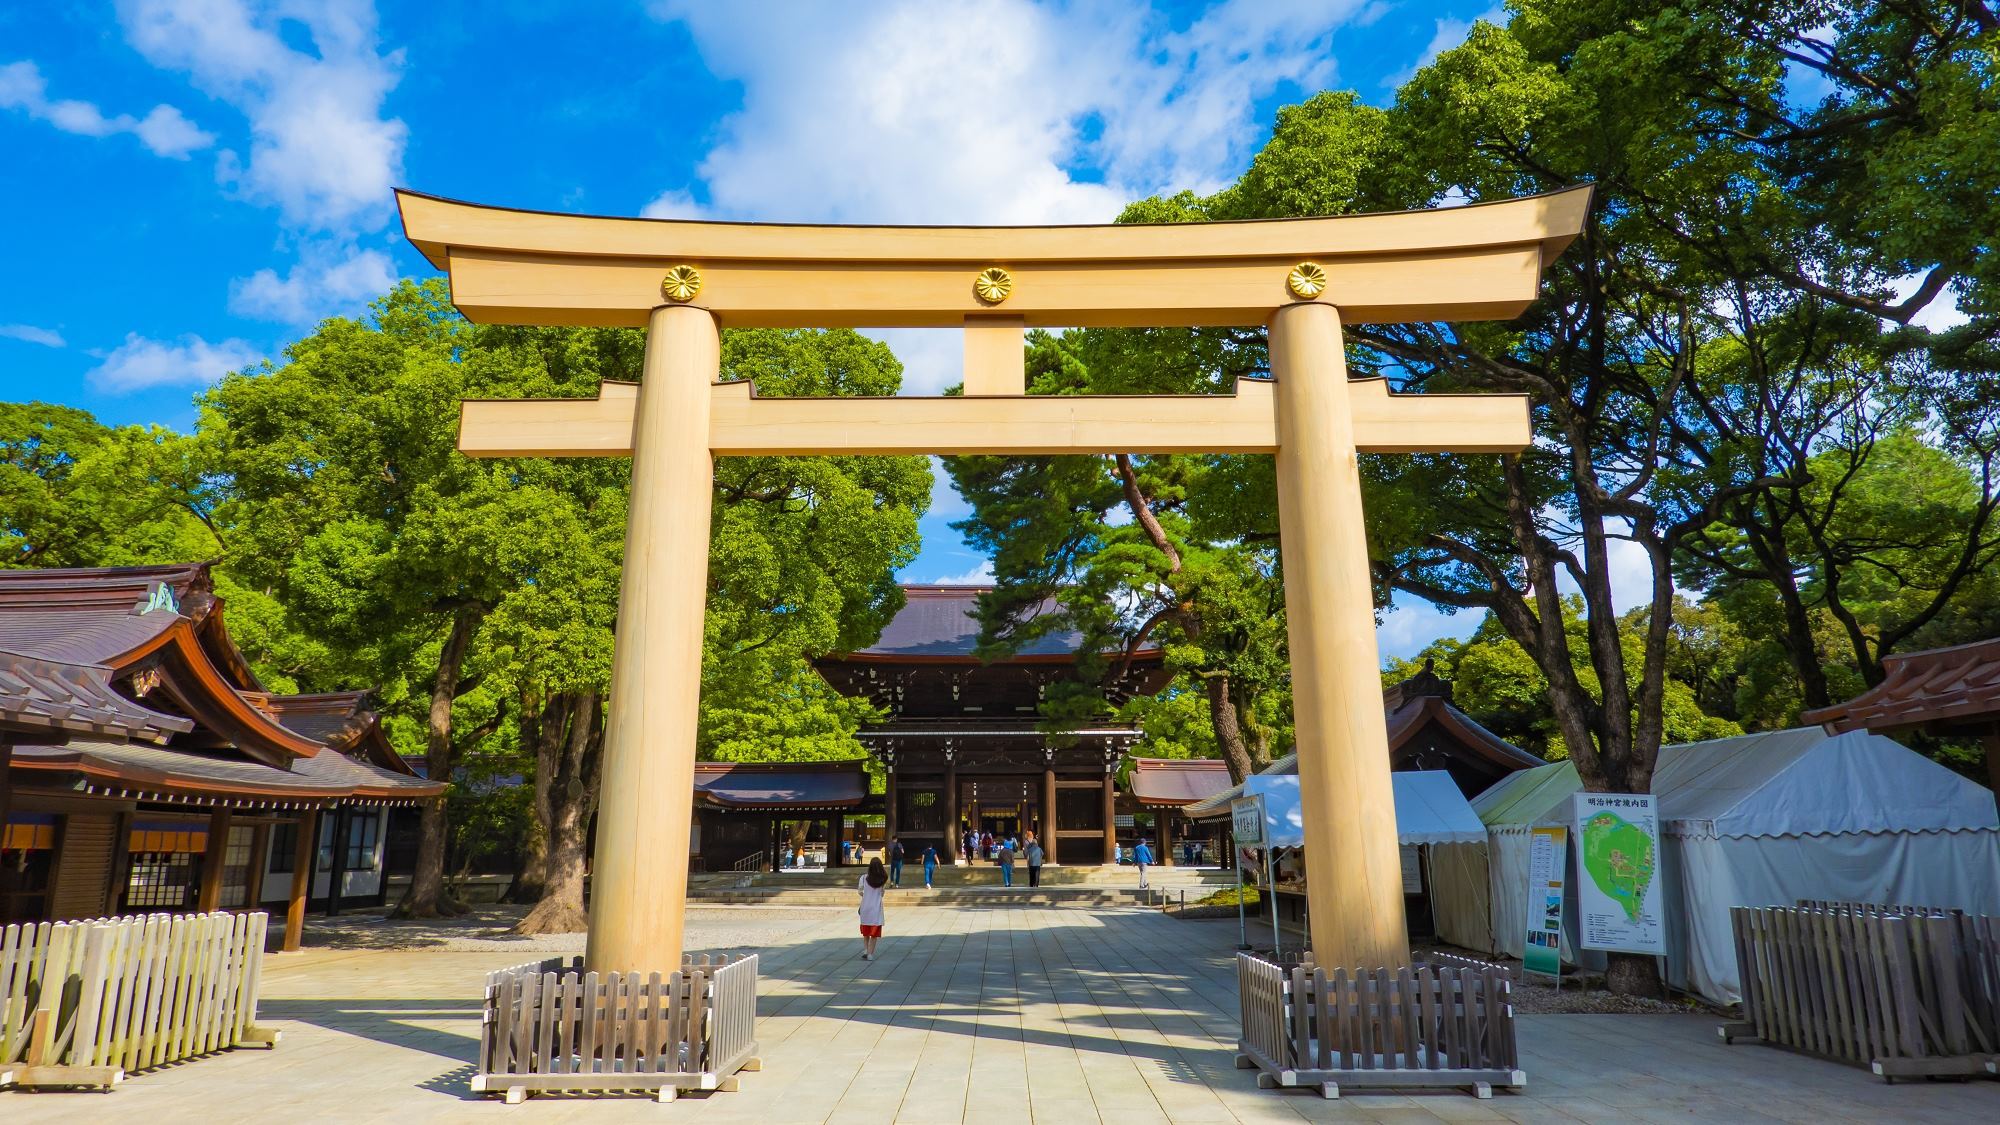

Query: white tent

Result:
[1243,771,1488,940]
[1242,771,1486,846]
[1432,728,2000,1004]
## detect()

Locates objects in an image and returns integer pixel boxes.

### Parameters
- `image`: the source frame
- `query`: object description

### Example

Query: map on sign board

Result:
[1572,793,1665,954]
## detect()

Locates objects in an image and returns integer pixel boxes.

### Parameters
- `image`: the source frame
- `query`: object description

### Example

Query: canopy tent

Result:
[1241,771,1485,847]
[1430,728,2000,1004]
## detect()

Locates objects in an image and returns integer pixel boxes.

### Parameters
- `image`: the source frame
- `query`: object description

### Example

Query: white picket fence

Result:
[1,911,277,1090]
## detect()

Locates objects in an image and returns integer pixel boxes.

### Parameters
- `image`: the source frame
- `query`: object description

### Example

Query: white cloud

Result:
[1377,595,1481,663]
[1890,272,1969,332]
[0,324,66,348]
[229,243,395,323]
[639,189,704,220]
[867,328,964,397]
[0,59,214,158]
[87,332,261,393]
[1380,6,1503,91]
[117,0,407,232]
[924,458,970,521]
[929,559,996,585]
[647,0,1368,224]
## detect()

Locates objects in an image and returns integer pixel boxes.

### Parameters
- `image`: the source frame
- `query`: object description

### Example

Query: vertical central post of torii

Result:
[586,304,719,972]
[1270,302,1411,970]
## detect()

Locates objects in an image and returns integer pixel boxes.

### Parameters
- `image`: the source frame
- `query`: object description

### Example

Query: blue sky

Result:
[2,0,1523,661]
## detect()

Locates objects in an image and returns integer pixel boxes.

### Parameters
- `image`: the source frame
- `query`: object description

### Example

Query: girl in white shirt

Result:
[857,857,889,960]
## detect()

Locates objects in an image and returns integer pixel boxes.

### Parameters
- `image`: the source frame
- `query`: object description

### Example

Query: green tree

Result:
[200,281,615,917]
[946,331,1288,784]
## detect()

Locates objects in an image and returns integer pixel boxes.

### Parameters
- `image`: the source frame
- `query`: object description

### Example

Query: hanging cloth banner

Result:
[1572,792,1666,955]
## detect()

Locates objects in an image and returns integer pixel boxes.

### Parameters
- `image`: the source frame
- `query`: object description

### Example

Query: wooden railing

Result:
[1722,904,2000,1080]
[473,953,761,1103]
[1,911,276,1091]
[1235,952,1523,1099]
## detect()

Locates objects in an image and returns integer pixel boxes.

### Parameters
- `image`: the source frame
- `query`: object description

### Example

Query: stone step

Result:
[687,885,1202,907]
[734,865,1230,889]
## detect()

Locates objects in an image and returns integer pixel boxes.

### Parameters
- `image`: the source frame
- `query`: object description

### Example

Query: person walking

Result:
[1024,834,1045,888]
[997,840,1015,887]
[887,837,905,887]
[923,844,939,888]
[857,857,889,960]
[1133,838,1153,889]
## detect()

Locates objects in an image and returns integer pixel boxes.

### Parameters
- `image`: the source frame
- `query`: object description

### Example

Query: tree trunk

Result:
[1605,952,1666,999]
[1205,673,1255,784]
[514,783,591,934]
[509,692,554,904]
[397,603,485,919]
[515,691,603,935]
[1742,503,1833,710]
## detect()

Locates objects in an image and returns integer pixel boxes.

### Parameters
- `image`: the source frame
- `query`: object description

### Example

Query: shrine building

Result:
[815,586,1169,865]
[0,564,442,941]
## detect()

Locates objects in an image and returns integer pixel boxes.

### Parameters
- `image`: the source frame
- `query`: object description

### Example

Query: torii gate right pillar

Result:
[1270,302,1411,969]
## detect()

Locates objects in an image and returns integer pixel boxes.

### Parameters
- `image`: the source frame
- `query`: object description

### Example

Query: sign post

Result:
[1230,796,1263,951]
[1572,793,1665,956]
[1523,825,1567,983]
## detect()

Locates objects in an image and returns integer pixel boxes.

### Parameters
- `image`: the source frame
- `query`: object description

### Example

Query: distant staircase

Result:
[686,864,1231,907]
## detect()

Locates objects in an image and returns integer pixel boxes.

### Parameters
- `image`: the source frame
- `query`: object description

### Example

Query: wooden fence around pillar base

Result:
[1,911,275,1091]
[473,953,760,1103]
[1235,952,1523,1099]
[1720,904,2000,1081]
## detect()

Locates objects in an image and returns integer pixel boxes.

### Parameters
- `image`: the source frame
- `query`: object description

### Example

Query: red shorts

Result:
[859,924,882,938]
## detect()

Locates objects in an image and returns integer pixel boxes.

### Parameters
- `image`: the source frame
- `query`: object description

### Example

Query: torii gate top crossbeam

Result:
[396,186,1591,329]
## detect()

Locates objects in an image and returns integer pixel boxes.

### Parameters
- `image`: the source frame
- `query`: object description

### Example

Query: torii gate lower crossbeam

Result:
[401,184,1592,974]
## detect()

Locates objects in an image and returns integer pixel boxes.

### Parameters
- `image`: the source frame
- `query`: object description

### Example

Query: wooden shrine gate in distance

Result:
[399,185,1593,973]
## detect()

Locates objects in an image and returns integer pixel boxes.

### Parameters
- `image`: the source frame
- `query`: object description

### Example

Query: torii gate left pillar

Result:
[401,184,1591,973]
[588,305,717,969]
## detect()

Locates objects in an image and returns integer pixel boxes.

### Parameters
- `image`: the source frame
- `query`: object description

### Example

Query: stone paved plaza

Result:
[5,904,1995,1124]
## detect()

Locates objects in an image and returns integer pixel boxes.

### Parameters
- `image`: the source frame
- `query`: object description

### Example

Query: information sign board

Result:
[1230,796,1265,846]
[1572,792,1666,954]
[1524,825,1567,979]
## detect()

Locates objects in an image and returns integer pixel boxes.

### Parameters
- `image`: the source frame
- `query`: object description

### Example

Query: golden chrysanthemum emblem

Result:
[660,264,703,302]
[1286,261,1328,299]
[973,266,1014,304]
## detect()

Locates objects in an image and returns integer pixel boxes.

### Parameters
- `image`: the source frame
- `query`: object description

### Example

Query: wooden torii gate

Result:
[399,185,1592,973]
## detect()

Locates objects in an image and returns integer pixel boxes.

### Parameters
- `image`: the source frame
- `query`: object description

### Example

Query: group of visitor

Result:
[961,827,1014,863]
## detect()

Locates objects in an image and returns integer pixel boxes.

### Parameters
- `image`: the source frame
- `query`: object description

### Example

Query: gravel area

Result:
[301,903,841,954]
[1407,941,1706,1015]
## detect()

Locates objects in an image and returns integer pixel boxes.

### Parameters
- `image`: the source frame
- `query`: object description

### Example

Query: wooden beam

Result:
[458,378,1532,459]
[442,244,1545,330]
[1101,773,1117,865]
[244,821,270,912]
[283,810,316,952]
[962,315,1025,396]
[196,807,233,914]
[1042,766,1058,866]
[399,185,1591,272]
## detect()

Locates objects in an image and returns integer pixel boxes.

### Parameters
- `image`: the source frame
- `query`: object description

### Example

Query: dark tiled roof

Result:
[1803,637,2000,735]
[0,562,264,690]
[0,563,208,662]
[0,649,192,743]
[1128,758,1233,806]
[245,690,420,776]
[12,737,444,806]
[855,585,1087,658]
[694,760,869,809]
